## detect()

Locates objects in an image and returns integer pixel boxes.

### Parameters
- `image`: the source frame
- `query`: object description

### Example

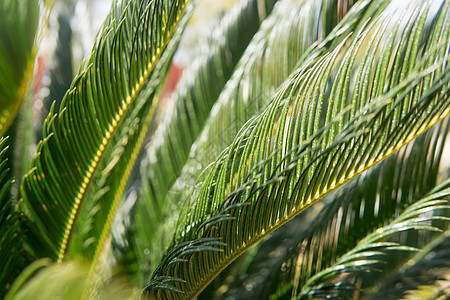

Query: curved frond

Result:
[211,118,449,300]
[0,0,39,136]
[144,1,450,298]
[73,1,195,265]
[135,0,280,270]
[20,0,191,262]
[144,0,365,273]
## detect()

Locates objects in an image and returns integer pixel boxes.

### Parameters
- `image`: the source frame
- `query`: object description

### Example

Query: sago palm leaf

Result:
[70,1,195,265]
[141,0,279,205]
[271,122,450,299]
[141,0,365,275]
[167,0,366,206]
[167,0,363,205]
[283,127,450,298]
[296,186,449,299]
[134,0,280,270]
[20,0,191,263]
[144,0,450,298]
[209,117,449,299]
[0,0,39,137]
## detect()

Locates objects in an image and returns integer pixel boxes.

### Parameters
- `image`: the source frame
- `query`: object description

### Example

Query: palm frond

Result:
[144,1,450,298]
[169,0,367,206]
[72,1,195,265]
[211,118,449,300]
[135,0,280,271]
[143,0,365,275]
[0,0,39,137]
[297,186,450,299]
[20,0,191,262]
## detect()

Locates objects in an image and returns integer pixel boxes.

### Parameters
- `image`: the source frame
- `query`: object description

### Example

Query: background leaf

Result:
[0,0,39,136]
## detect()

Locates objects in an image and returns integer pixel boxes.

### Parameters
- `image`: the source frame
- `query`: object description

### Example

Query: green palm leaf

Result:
[134,0,280,270]
[141,0,365,275]
[276,123,449,299]
[0,0,39,137]
[210,118,449,299]
[20,0,191,262]
[144,0,450,298]
[72,2,195,266]
[166,0,366,206]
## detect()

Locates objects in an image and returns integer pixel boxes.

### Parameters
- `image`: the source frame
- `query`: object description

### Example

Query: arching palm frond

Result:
[0,0,39,137]
[143,0,365,276]
[70,1,195,267]
[20,0,191,263]
[274,123,449,299]
[133,0,280,272]
[208,118,449,300]
[170,0,364,204]
[144,1,450,298]
[274,126,450,299]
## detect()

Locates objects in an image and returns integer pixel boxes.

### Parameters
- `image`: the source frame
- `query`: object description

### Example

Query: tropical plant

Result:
[0,0,449,299]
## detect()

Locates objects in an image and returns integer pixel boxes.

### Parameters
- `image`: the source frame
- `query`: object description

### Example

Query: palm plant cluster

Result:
[0,0,449,299]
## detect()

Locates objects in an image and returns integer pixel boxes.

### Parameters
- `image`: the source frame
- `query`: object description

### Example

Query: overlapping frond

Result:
[169,0,366,208]
[211,118,448,300]
[0,0,39,137]
[20,0,191,262]
[134,0,280,271]
[144,0,450,298]
[144,0,364,275]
